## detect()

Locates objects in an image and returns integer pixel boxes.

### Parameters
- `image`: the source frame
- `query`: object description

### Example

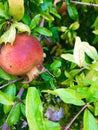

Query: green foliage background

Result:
[0,0,98,130]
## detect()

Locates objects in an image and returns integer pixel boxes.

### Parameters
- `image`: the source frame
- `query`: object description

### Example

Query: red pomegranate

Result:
[0,34,44,83]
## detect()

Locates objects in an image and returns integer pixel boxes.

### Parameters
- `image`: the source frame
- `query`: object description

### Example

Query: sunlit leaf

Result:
[50,9,61,19]
[0,24,16,45]
[30,0,43,4]
[82,42,98,61]
[61,53,75,63]
[8,0,24,21]
[93,30,98,35]
[54,88,85,106]
[41,12,54,21]
[59,26,67,32]
[69,21,80,30]
[74,37,85,67]
[83,109,98,130]
[35,27,52,37]
[7,103,20,126]
[0,91,14,105]
[90,61,98,71]
[43,88,85,106]
[26,87,45,130]
[87,90,98,103]
[14,22,30,34]
[85,69,98,81]
[94,102,98,116]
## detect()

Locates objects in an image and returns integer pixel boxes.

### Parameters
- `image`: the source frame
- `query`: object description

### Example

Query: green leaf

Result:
[8,0,24,21]
[7,103,20,126]
[14,22,30,34]
[0,24,16,45]
[49,9,61,19]
[45,119,60,130]
[41,12,54,21]
[66,0,70,5]
[69,21,80,30]
[41,72,53,81]
[43,88,85,106]
[50,60,62,70]
[90,61,98,71]
[53,68,61,77]
[35,27,52,37]
[26,87,45,130]
[30,14,41,30]
[4,84,16,99]
[92,16,98,29]
[54,89,85,106]
[83,109,98,130]
[87,90,98,103]
[0,91,14,105]
[20,103,26,117]
[0,68,12,80]
[68,4,78,21]
[30,0,43,4]
[0,2,8,18]
[3,84,16,114]
[85,69,98,81]
[94,102,98,116]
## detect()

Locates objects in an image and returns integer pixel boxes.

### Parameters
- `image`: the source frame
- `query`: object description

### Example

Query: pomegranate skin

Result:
[0,34,43,75]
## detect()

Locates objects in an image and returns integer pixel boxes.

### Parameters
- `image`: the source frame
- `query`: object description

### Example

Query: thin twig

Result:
[38,18,45,40]
[0,77,23,89]
[70,0,98,7]
[44,68,55,78]
[64,102,89,130]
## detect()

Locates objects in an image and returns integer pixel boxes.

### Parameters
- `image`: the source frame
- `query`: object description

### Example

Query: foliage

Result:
[0,0,98,130]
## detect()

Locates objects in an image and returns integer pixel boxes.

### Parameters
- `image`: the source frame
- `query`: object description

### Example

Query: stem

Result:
[70,0,98,7]
[64,103,89,130]
[39,18,45,40]
[0,77,23,89]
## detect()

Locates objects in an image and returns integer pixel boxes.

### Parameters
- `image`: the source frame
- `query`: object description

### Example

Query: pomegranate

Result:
[0,34,44,83]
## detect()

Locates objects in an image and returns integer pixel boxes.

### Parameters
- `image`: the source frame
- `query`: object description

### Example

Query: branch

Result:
[70,0,98,7]
[0,77,23,89]
[64,102,89,130]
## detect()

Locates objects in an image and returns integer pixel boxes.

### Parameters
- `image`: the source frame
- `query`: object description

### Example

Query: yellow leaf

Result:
[14,22,31,34]
[74,37,85,67]
[8,0,24,21]
[82,42,98,61]
[0,25,16,45]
